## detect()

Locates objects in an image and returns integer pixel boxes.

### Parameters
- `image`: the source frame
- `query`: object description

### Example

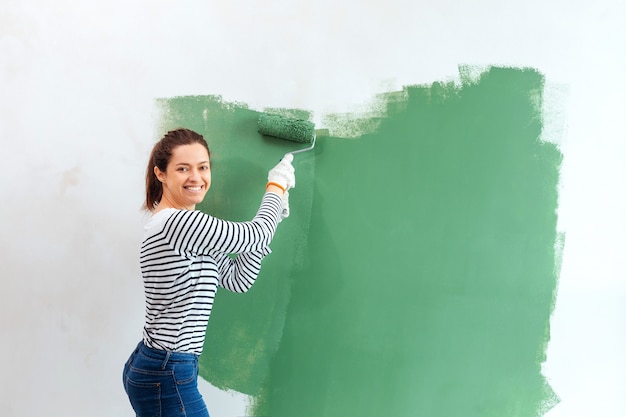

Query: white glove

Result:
[278,191,290,223]
[267,153,296,191]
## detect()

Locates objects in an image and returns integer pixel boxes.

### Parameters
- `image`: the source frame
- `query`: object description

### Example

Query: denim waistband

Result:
[137,340,199,365]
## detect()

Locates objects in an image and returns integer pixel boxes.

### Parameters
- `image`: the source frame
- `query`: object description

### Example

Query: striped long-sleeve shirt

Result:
[140,192,283,354]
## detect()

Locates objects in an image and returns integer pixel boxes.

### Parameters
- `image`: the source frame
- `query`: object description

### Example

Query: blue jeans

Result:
[123,341,210,417]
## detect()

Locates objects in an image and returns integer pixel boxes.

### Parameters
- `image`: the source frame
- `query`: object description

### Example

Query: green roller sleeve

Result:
[258,113,315,144]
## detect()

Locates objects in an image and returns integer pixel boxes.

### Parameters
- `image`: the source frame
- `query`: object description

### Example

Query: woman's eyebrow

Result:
[175,161,209,165]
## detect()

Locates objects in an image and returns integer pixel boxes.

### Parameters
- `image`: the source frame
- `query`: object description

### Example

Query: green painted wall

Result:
[158,66,562,417]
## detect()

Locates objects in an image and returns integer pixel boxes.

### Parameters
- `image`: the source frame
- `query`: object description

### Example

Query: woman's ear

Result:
[154,166,166,183]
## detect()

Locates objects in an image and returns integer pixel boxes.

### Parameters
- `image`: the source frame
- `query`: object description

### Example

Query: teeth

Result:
[186,186,202,191]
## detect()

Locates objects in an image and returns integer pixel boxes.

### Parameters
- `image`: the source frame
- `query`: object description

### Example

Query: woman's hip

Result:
[122,341,208,417]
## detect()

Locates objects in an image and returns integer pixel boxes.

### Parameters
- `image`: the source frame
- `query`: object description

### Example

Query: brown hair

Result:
[144,128,210,211]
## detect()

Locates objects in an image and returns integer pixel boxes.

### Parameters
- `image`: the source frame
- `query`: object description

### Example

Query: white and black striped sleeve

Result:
[168,192,283,257]
[214,248,271,293]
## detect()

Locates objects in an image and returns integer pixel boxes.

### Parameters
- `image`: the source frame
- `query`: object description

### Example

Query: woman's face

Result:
[155,143,211,210]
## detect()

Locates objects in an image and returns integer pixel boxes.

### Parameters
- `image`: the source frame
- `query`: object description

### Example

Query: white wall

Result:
[1,1,624,416]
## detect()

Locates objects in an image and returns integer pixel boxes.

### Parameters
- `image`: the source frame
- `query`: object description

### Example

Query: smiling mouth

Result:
[184,186,203,191]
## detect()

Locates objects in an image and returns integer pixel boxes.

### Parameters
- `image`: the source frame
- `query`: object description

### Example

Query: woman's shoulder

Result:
[147,208,212,231]
[144,208,179,236]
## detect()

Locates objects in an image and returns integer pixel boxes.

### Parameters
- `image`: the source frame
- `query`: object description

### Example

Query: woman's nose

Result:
[189,168,200,180]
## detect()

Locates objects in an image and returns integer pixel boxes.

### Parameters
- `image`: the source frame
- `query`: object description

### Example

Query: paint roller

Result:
[257,113,316,155]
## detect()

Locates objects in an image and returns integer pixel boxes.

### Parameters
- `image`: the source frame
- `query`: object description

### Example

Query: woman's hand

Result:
[267,153,296,193]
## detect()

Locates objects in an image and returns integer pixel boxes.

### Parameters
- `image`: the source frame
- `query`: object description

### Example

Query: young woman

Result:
[122,128,295,417]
